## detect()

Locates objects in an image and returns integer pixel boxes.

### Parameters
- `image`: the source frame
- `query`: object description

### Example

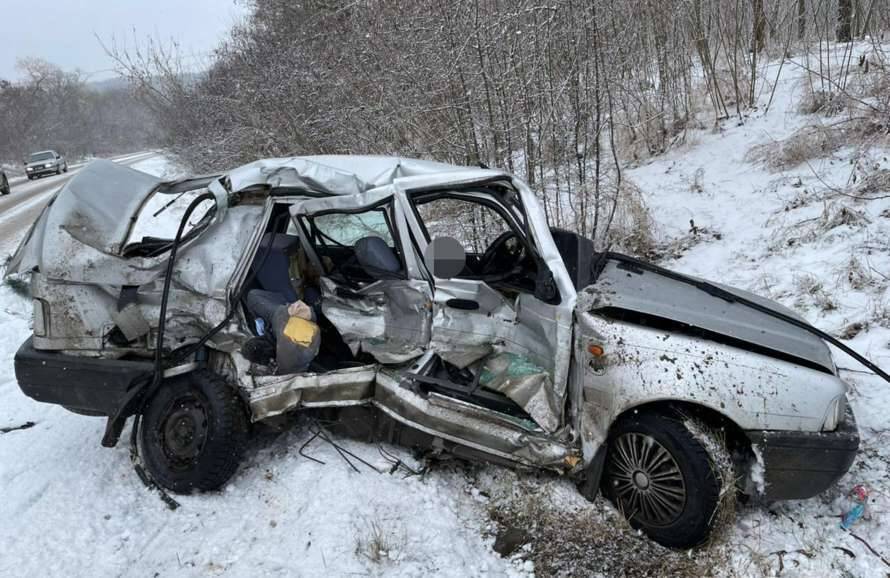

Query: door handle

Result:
[445,298,479,310]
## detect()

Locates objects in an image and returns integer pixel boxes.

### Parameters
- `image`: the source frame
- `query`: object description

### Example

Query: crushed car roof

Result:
[223,155,503,196]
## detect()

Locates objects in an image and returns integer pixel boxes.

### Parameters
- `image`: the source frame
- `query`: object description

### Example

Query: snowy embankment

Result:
[2,44,890,576]
[629,44,890,575]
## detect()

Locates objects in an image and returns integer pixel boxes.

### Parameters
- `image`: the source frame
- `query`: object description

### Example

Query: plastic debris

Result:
[840,484,869,530]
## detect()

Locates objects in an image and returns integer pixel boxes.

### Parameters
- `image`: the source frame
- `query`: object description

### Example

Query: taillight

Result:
[33,299,48,337]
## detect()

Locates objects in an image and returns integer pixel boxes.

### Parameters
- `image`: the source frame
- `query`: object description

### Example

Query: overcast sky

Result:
[0,0,249,81]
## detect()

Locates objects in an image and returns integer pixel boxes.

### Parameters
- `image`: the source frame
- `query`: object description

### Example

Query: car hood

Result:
[581,256,835,373]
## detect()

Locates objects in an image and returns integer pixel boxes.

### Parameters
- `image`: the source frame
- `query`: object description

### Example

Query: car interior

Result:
[239,194,584,429]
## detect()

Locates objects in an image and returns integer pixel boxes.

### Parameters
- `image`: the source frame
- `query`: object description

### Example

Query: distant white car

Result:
[24,150,67,180]
[9,156,871,549]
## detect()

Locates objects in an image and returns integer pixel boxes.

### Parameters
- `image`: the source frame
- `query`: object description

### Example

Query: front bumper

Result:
[747,406,859,501]
[26,166,57,176]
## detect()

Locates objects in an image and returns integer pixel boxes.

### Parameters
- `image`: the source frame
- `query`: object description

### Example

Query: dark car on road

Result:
[0,168,9,194]
[25,150,67,180]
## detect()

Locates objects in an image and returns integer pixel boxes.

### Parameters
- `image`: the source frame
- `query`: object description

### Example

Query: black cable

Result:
[593,252,890,384]
[102,192,218,447]
[165,213,290,367]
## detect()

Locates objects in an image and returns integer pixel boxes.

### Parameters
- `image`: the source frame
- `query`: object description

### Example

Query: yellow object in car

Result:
[283,317,319,347]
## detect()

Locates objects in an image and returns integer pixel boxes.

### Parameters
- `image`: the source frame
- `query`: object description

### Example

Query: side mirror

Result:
[535,267,559,303]
[424,237,466,279]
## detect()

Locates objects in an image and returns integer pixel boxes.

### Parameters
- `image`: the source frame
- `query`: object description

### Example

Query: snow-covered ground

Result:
[627,44,890,576]
[2,45,890,576]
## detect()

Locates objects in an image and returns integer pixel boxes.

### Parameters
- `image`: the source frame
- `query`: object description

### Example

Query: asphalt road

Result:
[0,152,157,255]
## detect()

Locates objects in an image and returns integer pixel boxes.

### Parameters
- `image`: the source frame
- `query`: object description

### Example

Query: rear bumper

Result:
[14,336,153,416]
[747,406,859,501]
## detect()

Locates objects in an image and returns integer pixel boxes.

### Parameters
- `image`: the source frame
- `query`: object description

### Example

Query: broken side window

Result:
[299,203,405,285]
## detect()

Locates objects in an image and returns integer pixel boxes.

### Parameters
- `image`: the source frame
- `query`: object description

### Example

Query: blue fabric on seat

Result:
[251,233,300,302]
[355,236,400,279]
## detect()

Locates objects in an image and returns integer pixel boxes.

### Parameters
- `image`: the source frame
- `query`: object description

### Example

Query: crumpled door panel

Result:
[428,278,565,432]
[320,277,432,364]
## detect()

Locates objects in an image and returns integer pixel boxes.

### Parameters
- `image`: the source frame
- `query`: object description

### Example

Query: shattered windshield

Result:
[122,188,216,257]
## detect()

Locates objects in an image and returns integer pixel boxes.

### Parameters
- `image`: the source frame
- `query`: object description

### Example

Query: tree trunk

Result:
[838,0,853,42]
[797,0,806,41]
[752,0,766,53]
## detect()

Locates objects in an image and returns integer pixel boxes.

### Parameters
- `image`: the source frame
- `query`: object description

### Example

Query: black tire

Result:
[140,370,249,493]
[56,166,61,175]
[601,410,727,548]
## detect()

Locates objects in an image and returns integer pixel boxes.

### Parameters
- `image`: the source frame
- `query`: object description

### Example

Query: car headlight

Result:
[822,395,847,431]
[26,167,33,171]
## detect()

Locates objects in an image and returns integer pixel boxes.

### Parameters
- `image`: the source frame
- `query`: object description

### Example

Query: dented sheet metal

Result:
[8,160,161,278]
[479,353,561,434]
[582,259,835,373]
[374,369,576,469]
[226,155,467,197]
[319,277,432,364]
[249,365,377,420]
[427,280,568,432]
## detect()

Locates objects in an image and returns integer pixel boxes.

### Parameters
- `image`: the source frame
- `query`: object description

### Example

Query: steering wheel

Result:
[477,230,524,275]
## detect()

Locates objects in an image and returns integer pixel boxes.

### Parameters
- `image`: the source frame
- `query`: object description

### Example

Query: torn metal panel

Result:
[27,204,262,352]
[582,259,835,373]
[374,369,576,470]
[427,280,566,432]
[169,205,264,299]
[248,365,377,421]
[319,277,432,364]
[571,312,613,467]
[228,155,481,198]
[479,353,561,434]
[7,160,240,289]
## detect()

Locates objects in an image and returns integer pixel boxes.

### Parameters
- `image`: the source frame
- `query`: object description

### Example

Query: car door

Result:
[290,190,433,364]
[398,184,576,433]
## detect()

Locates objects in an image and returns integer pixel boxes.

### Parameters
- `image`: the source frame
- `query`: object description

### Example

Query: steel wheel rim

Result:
[158,395,209,470]
[606,432,686,527]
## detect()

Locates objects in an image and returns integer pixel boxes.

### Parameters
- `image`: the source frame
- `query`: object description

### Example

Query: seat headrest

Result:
[355,236,401,279]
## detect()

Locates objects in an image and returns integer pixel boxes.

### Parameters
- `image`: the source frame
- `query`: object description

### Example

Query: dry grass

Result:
[353,517,406,565]
[606,177,658,258]
[797,90,849,116]
[770,201,869,252]
[793,273,838,313]
[746,124,844,172]
[854,169,890,197]
[479,467,732,578]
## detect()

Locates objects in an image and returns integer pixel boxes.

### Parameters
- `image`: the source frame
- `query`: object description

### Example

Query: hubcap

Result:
[159,396,209,469]
[606,433,686,527]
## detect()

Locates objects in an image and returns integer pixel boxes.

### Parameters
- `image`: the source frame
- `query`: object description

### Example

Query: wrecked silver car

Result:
[9,156,871,548]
